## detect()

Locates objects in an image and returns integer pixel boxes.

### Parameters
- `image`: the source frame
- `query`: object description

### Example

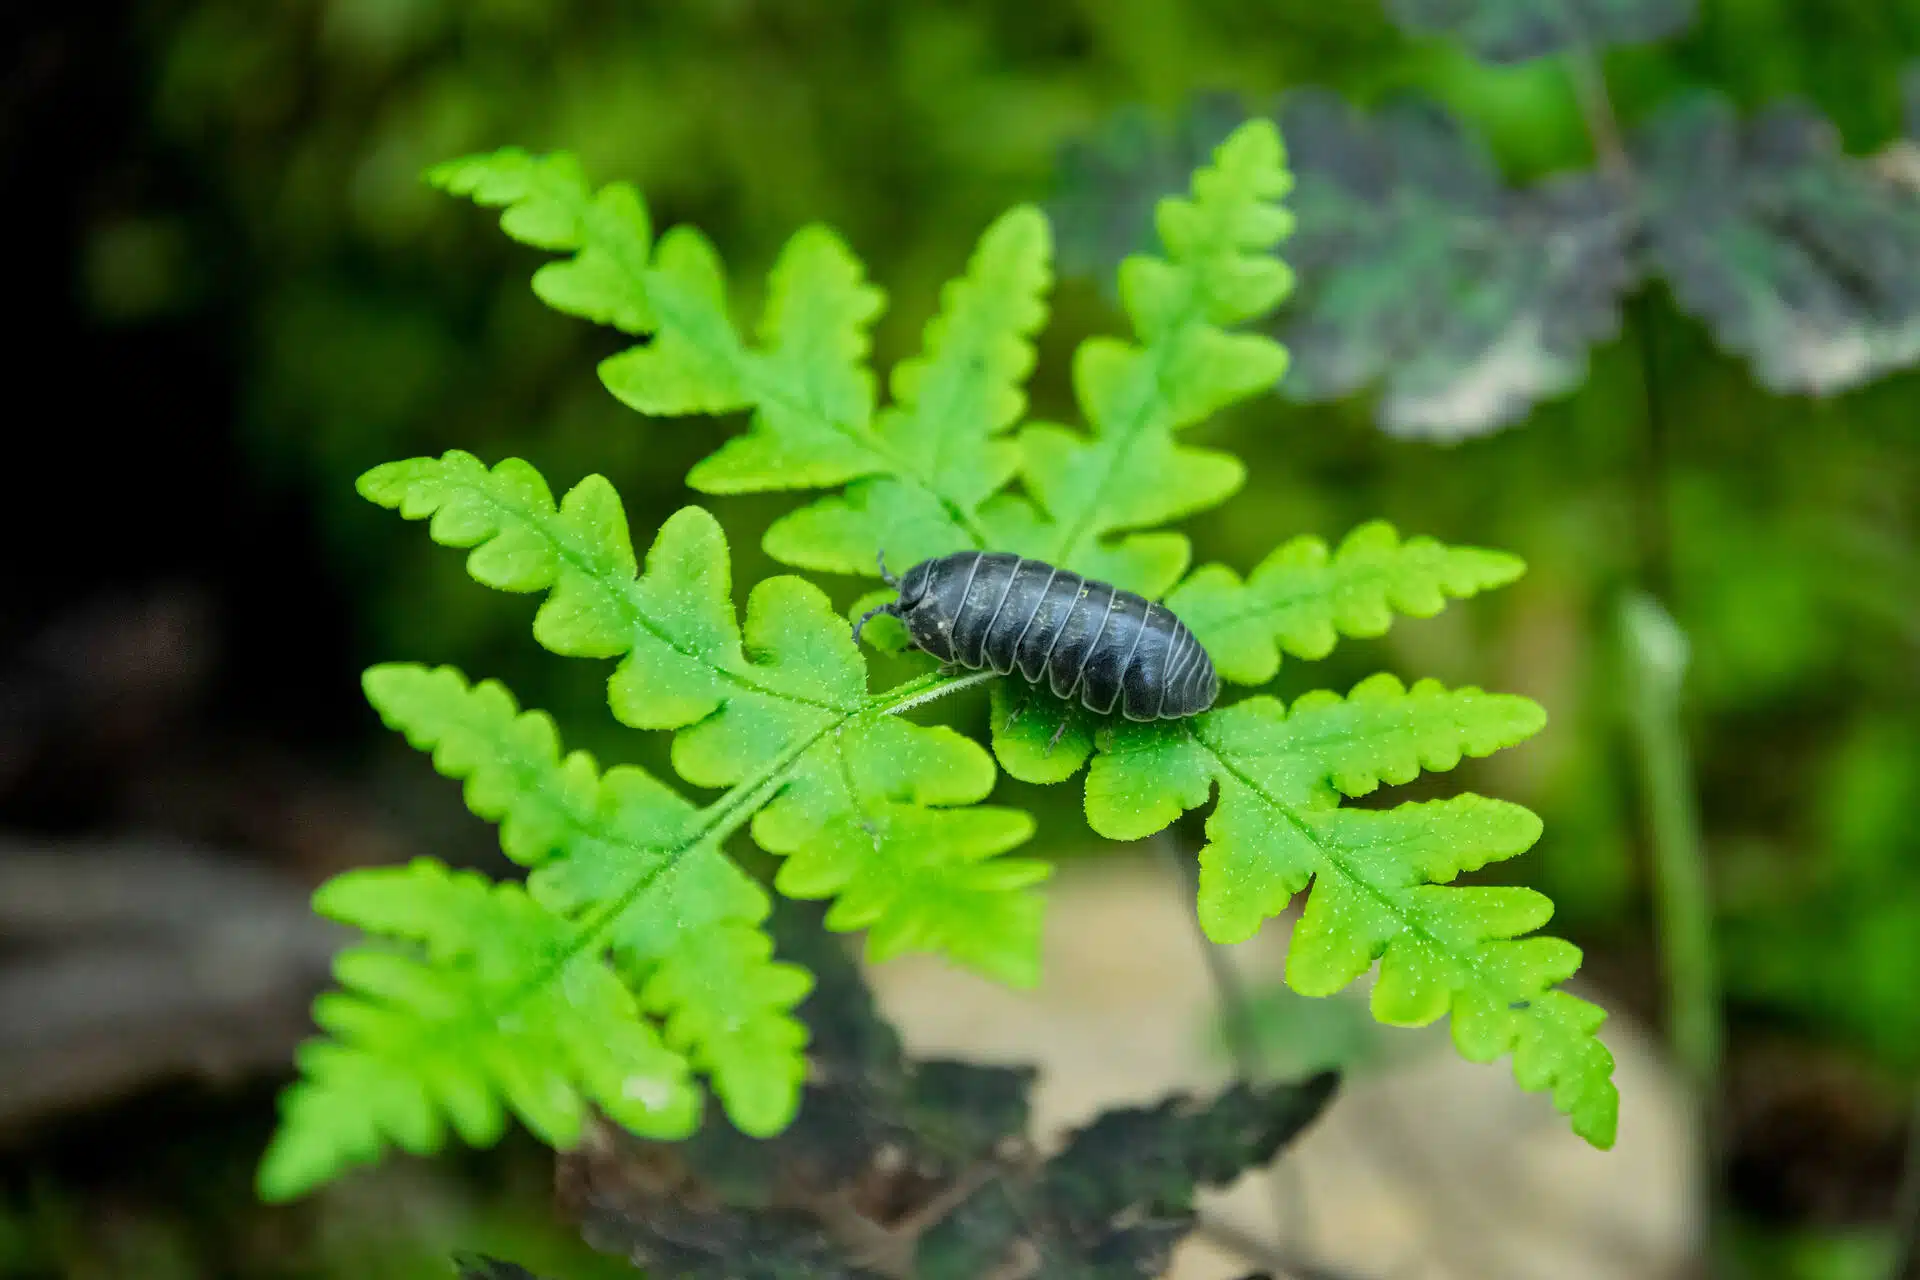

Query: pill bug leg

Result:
[1001,686,1036,731]
[851,549,902,646]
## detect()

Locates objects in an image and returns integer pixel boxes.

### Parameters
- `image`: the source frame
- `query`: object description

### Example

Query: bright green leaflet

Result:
[1085,676,1615,1146]
[261,462,1044,1199]
[355,455,1045,984]
[1168,521,1527,685]
[359,663,812,1140]
[429,121,1291,597]
[419,119,1619,1147]
[257,856,700,1202]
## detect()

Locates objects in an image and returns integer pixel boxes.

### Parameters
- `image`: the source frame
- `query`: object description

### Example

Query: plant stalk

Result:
[1620,592,1725,1273]
[1565,47,1631,182]
[1156,835,1304,1246]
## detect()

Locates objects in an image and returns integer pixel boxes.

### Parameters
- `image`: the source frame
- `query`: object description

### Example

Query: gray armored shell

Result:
[884,551,1218,721]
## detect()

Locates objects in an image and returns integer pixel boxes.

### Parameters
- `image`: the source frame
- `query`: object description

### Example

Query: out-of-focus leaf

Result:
[1275,90,1635,439]
[551,923,1335,1279]
[1050,92,1248,285]
[567,1148,885,1280]
[1637,92,1920,395]
[1049,91,1638,439]
[902,1058,1036,1166]
[1384,0,1697,64]
[1042,1075,1338,1226]
[1218,983,1415,1077]
[918,1074,1340,1279]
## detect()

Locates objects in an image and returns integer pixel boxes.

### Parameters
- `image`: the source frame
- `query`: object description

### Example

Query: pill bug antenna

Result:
[850,599,898,645]
[852,549,902,645]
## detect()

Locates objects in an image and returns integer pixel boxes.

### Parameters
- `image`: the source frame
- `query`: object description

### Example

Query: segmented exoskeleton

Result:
[853,551,1219,724]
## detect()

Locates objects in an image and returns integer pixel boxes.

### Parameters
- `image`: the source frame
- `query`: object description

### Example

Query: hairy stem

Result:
[536,666,1000,994]
[1156,834,1304,1247]
[1620,592,1724,1272]
[1567,45,1724,1270]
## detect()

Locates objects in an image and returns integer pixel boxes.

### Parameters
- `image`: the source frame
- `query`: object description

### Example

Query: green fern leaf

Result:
[257,859,699,1202]
[1167,521,1525,685]
[415,118,1617,1154]
[357,452,1047,985]
[764,206,1053,574]
[431,123,1291,595]
[360,663,812,1137]
[1005,117,1292,596]
[429,149,656,334]
[430,147,1058,570]
[987,525,1522,784]
[1081,675,1616,1147]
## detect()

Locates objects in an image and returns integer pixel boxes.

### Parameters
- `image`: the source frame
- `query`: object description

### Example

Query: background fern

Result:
[261,115,1619,1201]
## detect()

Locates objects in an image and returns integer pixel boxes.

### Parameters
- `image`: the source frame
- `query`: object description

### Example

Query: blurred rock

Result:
[0,837,345,1135]
[866,854,1698,1280]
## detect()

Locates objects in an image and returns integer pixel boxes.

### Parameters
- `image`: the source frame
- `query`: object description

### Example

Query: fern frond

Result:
[429,150,656,334]
[1167,521,1526,685]
[431,148,1057,569]
[436,146,889,476]
[409,119,1617,1155]
[357,453,1047,984]
[763,207,1053,573]
[1004,117,1293,596]
[257,859,699,1201]
[361,663,812,1136]
[1081,675,1616,1147]
[432,126,1294,596]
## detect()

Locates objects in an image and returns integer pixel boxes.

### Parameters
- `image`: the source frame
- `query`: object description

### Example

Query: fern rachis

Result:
[264,117,1618,1203]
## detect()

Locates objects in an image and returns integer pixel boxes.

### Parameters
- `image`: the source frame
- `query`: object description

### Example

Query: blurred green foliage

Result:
[85,0,1920,1261]
[0,1137,638,1280]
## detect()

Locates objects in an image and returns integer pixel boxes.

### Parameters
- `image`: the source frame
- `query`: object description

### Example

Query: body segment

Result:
[856,551,1218,721]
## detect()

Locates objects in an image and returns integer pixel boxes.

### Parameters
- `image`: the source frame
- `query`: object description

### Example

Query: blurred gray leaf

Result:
[1050,91,1248,285]
[918,1075,1340,1280]
[1275,89,1636,440]
[1384,0,1697,63]
[1048,91,1637,440]
[556,900,1339,1280]
[1636,91,1920,395]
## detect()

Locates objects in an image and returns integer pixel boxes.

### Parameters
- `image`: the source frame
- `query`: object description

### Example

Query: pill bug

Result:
[852,551,1219,723]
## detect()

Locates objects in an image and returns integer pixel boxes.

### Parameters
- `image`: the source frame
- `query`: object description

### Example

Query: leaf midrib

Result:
[1189,717,1615,1137]
[517,669,998,999]
[1185,717,1547,1023]
[466,479,854,714]
[580,195,997,551]
[1048,245,1246,568]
